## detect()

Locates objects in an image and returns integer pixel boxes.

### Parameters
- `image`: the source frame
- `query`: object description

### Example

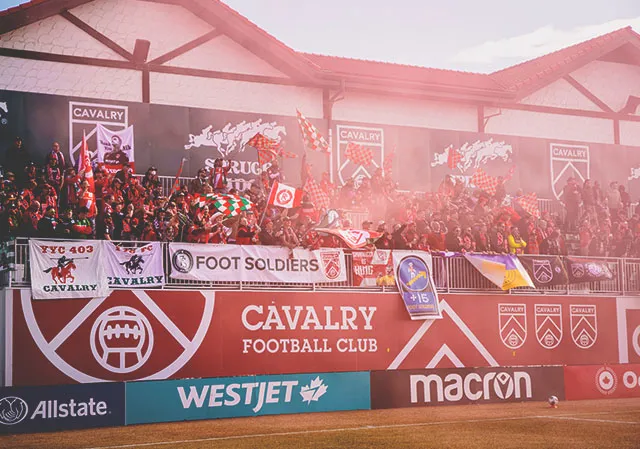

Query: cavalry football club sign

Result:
[69,101,129,166]
[535,304,563,349]
[334,125,384,186]
[570,305,598,349]
[498,303,527,349]
[550,143,590,200]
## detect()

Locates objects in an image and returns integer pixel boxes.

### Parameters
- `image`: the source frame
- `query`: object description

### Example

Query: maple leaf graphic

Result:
[299,376,328,404]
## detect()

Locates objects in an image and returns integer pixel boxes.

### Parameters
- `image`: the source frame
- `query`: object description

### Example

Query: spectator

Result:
[72,206,94,239]
[37,206,58,238]
[507,226,527,254]
[4,137,31,186]
[45,141,66,168]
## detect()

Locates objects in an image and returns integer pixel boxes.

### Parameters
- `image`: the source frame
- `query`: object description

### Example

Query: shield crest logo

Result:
[532,259,553,284]
[334,125,384,186]
[570,305,597,349]
[550,143,590,200]
[571,263,585,279]
[535,304,563,349]
[498,304,527,349]
[319,249,342,280]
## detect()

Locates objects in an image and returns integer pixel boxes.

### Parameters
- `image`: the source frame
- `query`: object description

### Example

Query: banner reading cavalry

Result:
[9,290,633,386]
[169,244,346,284]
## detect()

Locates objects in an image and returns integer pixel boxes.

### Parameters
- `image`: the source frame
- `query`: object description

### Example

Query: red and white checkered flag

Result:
[471,168,499,195]
[247,133,279,165]
[516,192,540,218]
[345,142,373,166]
[296,109,330,154]
[302,163,330,210]
[447,146,462,169]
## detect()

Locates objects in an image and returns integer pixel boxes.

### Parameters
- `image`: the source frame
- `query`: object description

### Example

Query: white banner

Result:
[29,240,110,299]
[96,124,135,172]
[169,244,346,284]
[104,242,164,288]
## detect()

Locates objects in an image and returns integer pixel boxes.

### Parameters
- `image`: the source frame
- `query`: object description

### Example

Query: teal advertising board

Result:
[125,371,370,424]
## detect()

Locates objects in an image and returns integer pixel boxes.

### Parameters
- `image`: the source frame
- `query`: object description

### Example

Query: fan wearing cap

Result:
[72,206,94,239]
[44,155,64,195]
[258,218,277,246]
[142,166,160,192]
[189,168,210,195]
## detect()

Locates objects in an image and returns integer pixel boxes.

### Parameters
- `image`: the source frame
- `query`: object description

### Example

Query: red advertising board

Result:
[564,364,640,400]
[8,289,637,385]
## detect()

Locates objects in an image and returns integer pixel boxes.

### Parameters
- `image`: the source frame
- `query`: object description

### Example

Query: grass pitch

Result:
[1,399,639,449]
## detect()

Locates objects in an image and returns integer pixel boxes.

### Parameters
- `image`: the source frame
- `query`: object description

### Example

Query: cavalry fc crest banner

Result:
[104,242,164,288]
[169,244,346,284]
[29,240,109,299]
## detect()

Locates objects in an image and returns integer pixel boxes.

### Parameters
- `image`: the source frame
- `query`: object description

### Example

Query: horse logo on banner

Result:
[550,143,590,200]
[431,139,513,173]
[43,255,78,284]
[120,254,145,275]
[498,304,527,349]
[535,304,563,349]
[335,125,384,186]
[570,305,597,349]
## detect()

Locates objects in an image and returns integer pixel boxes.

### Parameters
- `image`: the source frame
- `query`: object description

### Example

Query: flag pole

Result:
[259,182,276,227]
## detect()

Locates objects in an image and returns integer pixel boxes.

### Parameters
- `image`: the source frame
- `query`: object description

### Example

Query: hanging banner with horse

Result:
[104,242,165,288]
[29,240,110,300]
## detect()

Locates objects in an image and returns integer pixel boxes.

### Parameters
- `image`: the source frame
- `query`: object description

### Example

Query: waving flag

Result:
[464,253,534,290]
[268,181,303,209]
[193,193,253,217]
[296,109,330,153]
[516,192,540,218]
[169,157,187,198]
[345,142,373,166]
[447,146,462,169]
[77,131,95,192]
[471,168,499,195]
[383,148,395,178]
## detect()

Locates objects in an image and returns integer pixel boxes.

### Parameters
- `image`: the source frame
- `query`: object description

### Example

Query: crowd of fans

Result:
[2,136,640,258]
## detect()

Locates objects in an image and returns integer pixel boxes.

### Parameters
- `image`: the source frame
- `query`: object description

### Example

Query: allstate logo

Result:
[397,256,430,292]
[595,367,617,395]
[0,396,28,425]
[172,250,193,274]
[90,306,154,374]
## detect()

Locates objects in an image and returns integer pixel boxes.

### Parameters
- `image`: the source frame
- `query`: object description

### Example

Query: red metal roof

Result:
[490,26,640,93]
[301,53,504,92]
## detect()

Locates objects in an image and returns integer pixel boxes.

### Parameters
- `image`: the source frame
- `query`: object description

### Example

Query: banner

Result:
[518,255,568,287]
[104,242,164,288]
[564,364,640,400]
[126,371,370,425]
[169,243,346,283]
[565,258,614,284]
[314,228,382,250]
[392,251,441,320]
[370,366,565,409]
[10,290,625,385]
[29,240,109,299]
[0,383,124,434]
[464,253,534,290]
[0,239,15,273]
[96,124,135,173]
[352,249,392,286]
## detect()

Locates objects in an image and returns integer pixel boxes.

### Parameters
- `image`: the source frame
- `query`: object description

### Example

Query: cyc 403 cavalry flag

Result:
[268,181,303,209]
[29,240,110,299]
[104,242,165,288]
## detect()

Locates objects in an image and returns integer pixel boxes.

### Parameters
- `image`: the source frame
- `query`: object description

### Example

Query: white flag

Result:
[104,242,165,288]
[96,124,135,173]
[267,181,303,209]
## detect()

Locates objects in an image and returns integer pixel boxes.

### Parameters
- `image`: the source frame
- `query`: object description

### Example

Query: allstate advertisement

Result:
[125,372,370,424]
[0,383,124,434]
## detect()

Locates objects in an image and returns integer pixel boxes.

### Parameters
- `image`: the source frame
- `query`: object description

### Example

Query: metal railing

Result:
[5,239,640,296]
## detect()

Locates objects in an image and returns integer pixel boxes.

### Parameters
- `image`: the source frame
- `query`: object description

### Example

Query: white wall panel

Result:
[520,78,601,111]
[150,73,322,117]
[71,0,212,60]
[0,14,125,60]
[0,56,141,101]
[332,92,477,132]
[620,120,640,147]
[486,108,614,144]
[571,60,640,113]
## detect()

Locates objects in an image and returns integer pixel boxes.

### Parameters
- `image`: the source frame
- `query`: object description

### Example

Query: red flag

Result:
[345,142,373,166]
[247,133,279,166]
[447,146,462,169]
[383,149,395,178]
[516,192,540,218]
[304,175,330,211]
[169,157,187,198]
[296,109,330,154]
[77,131,95,193]
[267,181,303,209]
[471,168,498,195]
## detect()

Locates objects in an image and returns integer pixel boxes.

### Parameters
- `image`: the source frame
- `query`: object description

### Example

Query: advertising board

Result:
[564,364,640,400]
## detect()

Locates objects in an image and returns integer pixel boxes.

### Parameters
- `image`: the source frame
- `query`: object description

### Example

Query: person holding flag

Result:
[76,132,96,218]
